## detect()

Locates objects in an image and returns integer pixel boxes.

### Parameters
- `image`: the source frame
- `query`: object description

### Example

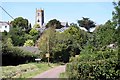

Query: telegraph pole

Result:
[46,37,50,66]
[47,37,50,66]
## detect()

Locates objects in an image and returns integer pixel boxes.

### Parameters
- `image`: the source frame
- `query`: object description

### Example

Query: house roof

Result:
[61,22,68,27]
[19,46,41,54]
[0,21,9,26]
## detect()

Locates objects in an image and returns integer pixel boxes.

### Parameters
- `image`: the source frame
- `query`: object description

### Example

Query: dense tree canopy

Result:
[65,2,120,80]
[112,1,120,53]
[11,17,28,28]
[2,17,39,46]
[33,24,40,28]
[38,25,88,62]
[2,2,120,79]
[46,19,63,29]
[78,17,96,32]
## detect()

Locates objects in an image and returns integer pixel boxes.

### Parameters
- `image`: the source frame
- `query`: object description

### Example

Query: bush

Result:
[66,49,120,80]
[2,45,38,66]
[24,39,34,46]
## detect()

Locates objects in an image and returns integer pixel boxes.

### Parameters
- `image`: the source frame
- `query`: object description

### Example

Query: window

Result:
[38,13,40,16]
[37,19,40,22]
[5,26,7,28]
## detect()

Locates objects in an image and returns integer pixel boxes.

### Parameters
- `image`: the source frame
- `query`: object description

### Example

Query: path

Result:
[32,65,66,79]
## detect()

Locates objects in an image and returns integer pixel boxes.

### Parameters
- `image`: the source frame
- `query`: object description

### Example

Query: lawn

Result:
[2,62,59,78]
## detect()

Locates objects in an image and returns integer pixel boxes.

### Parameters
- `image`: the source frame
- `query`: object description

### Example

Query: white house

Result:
[0,21,10,32]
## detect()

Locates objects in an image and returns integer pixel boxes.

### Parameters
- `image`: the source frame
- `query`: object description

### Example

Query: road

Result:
[32,65,66,79]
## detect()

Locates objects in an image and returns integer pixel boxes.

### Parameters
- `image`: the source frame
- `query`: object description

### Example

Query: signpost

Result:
[35,58,41,63]
[46,37,50,66]
[46,53,50,66]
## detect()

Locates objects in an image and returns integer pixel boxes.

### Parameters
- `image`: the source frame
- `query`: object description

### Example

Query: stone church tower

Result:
[35,8,44,27]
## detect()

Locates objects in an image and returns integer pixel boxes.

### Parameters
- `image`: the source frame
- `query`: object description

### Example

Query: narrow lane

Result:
[32,65,66,78]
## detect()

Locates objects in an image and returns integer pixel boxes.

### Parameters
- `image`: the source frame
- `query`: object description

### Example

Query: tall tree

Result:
[38,26,56,61]
[11,17,29,31]
[46,19,63,29]
[78,17,96,32]
[112,1,120,63]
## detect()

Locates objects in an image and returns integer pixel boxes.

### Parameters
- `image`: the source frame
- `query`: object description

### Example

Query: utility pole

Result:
[46,37,50,66]
[47,37,50,66]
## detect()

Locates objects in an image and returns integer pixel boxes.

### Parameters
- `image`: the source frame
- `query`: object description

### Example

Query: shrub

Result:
[24,39,34,46]
[66,49,120,80]
[2,45,38,66]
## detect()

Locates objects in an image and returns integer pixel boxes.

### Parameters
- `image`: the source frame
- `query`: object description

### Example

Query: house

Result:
[107,43,117,49]
[19,46,41,54]
[61,22,69,27]
[0,21,10,32]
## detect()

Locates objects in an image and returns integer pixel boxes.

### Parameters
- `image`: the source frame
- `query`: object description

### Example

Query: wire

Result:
[0,6,14,19]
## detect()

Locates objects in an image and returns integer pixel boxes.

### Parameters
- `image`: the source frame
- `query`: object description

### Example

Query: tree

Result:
[8,27,26,46]
[24,39,34,46]
[92,20,116,49]
[29,28,39,36]
[38,27,56,61]
[46,19,63,29]
[25,23,32,33]
[11,17,29,31]
[112,1,120,66]
[33,24,40,28]
[6,38,13,47]
[52,25,88,62]
[78,17,96,32]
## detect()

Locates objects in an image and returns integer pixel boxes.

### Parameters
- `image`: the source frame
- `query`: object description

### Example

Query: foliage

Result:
[5,17,39,46]
[4,25,39,46]
[29,28,40,43]
[65,2,120,79]
[92,20,116,49]
[46,19,63,29]
[38,25,88,62]
[24,40,34,47]
[33,24,40,28]
[2,44,38,66]
[29,28,39,36]
[6,38,13,47]
[8,27,26,46]
[66,49,119,80]
[11,17,29,31]
[38,27,56,61]
[78,17,96,32]
[2,62,58,78]
[112,1,120,62]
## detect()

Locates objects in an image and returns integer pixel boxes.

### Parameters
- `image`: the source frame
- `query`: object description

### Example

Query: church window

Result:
[38,13,40,16]
[38,19,40,22]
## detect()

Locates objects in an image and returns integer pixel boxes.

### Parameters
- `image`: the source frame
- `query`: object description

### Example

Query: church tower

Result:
[35,8,44,27]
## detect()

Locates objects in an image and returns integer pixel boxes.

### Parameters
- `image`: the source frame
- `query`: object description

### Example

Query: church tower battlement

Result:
[35,8,44,27]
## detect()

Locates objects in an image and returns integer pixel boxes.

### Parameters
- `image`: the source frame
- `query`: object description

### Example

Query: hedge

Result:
[66,49,120,80]
[2,45,39,66]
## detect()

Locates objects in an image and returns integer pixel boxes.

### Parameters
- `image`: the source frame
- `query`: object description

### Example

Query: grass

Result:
[59,72,68,78]
[2,62,59,78]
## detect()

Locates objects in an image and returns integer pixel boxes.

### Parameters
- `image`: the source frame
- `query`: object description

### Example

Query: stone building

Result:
[35,8,44,28]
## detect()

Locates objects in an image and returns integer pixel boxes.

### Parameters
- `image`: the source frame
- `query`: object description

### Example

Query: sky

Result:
[1,1,114,26]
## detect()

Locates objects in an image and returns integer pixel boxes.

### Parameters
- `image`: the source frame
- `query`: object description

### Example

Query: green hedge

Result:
[66,49,120,80]
[2,45,38,66]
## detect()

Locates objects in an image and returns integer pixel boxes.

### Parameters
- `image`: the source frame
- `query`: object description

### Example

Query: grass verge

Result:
[59,72,68,78]
[2,62,59,78]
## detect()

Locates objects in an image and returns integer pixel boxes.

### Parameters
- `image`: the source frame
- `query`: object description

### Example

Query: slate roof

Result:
[0,21,9,26]
[19,46,41,54]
